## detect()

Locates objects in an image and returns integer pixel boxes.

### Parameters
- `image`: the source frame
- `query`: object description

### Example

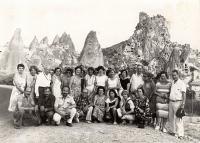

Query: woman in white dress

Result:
[85,67,96,96]
[106,68,122,98]
[51,67,62,99]
[94,66,108,90]
[8,64,27,112]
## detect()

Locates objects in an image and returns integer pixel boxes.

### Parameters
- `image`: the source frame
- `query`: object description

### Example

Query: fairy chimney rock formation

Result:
[52,35,60,45]
[29,36,39,50]
[6,28,25,73]
[79,31,104,67]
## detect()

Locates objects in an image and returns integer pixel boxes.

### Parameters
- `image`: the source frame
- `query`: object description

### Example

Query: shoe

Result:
[66,122,73,127]
[74,117,79,123]
[122,120,126,125]
[113,122,117,125]
[178,136,184,140]
[155,125,160,130]
[86,121,92,124]
[138,124,145,128]
[162,128,167,133]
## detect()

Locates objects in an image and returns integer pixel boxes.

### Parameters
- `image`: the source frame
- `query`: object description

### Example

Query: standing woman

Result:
[51,67,62,99]
[119,69,130,91]
[26,66,38,99]
[85,67,96,96]
[155,71,171,132]
[69,66,83,103]
[61,67,73,88]
[94,66,107,90]
[106,68,122,97]
[8,64,27,112]
[142,72,156,125]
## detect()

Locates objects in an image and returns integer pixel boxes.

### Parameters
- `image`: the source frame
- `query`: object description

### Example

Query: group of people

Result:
[8,63,187,139]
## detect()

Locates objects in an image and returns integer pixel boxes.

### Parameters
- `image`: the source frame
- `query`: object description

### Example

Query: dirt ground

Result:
[0,86,199,143]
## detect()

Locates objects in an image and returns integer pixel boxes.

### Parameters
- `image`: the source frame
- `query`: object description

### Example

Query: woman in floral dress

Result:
[134,87,152,128]
[92,86,106,122]
[69,66,83,103]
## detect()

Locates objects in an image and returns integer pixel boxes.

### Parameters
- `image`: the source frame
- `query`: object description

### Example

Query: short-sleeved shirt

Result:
[122,97,135,112]
[169,79,186,101]
[54,95,75,112]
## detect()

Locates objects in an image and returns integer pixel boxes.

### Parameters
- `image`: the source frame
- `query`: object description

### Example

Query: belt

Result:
[170,99,182,102]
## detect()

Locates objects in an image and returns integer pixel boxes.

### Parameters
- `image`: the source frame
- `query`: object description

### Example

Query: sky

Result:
[0,0,199,53]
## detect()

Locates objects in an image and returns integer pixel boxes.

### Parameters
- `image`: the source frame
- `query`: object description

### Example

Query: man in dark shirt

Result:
[39,87,55,125]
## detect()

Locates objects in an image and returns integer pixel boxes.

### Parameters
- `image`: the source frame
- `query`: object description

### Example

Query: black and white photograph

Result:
[0,0,200,142]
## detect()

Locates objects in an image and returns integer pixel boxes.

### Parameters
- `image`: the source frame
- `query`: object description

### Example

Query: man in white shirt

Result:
[34,67,51,107]
[169,70,186,138]
[53,86,78,127]
[130,64,144,93]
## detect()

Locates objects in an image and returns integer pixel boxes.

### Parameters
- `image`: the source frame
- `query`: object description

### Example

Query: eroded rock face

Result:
[103,12,190,71]
[79,31,104,68]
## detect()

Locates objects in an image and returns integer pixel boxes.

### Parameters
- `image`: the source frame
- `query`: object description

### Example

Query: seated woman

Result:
[86,86,106,123]
[14,87,40,129]
[105,89,119,125]
[118,90,135,124]
[134,87,151,128]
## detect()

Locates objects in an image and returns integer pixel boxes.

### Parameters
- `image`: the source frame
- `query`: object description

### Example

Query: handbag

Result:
[176,108,185,118]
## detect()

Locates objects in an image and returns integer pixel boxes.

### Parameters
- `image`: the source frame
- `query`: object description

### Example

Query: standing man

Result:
[169,70,186,139]
[34,66,52,108]
[130,64,144,94]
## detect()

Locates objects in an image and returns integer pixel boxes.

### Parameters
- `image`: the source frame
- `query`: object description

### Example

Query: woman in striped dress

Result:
[155,71,171,132]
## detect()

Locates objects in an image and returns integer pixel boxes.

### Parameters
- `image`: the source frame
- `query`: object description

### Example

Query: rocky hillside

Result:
[103,12,190,72]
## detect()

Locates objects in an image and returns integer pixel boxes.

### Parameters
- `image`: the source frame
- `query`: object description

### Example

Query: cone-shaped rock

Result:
[29,36,39,50]
[59,32,75,51]
[52,35,60,45]
[79,31,104,67]
[40,36,49,45]
[5,28,26,73]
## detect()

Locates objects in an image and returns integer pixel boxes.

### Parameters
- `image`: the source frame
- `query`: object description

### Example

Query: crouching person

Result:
[39,87,55,125]
[14,87,40,129]
[76,89,93,122]
[134,87,152,128]
[118,90,135,125]
[53,86,78,127]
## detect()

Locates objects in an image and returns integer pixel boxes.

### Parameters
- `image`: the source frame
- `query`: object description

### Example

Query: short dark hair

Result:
[109,89,118,98]
[88,67,95,74]
[97,86,105,94]
[54,67,62,73]
[17,64,25,69]
[137,87,144,94]
[120,69,128,77]
[97,66,105,71]
[172,69,179,75]
[63,67,73,76]
[75,66,82,73]
[29,65,39,74]
[62,86,71,93]
[159,71,169,79]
